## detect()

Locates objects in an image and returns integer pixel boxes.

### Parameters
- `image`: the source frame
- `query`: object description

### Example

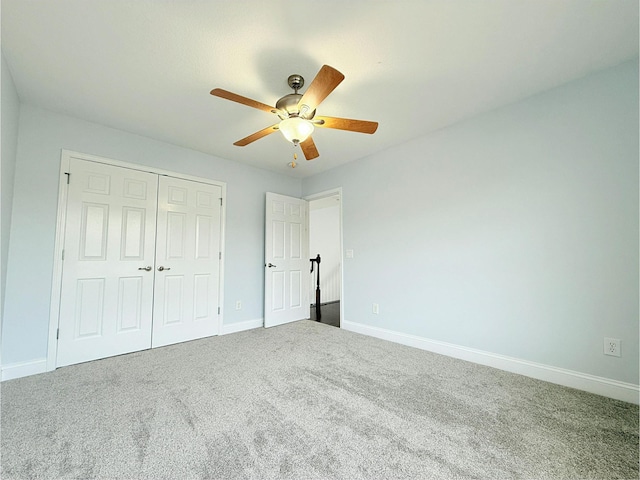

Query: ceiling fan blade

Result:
[297,65,345,118]
[300,136,319,160]
[233,124,279,147]
[210,88,275,114]
[315,116,378,134]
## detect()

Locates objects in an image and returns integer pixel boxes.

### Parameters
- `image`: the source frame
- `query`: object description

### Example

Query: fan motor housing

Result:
[275,93,315,119]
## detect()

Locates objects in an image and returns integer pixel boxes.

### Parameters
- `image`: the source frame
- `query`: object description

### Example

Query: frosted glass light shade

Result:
[279,117,314,143]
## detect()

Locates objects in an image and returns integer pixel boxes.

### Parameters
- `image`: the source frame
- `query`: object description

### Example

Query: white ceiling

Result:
[2,1,638,178]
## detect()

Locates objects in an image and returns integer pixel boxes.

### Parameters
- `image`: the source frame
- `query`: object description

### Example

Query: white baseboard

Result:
[2,320,264,381]
[1,358,47,381]
[220,318,263,335]
[5,323,637,405]
[342,321,640,405]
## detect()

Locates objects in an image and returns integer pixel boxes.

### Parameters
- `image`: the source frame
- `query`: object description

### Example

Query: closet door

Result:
[152,176,222,347]
[57,159,158,367]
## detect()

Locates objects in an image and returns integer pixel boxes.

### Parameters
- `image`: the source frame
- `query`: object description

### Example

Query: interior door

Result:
[264,192,309,327]
[152,176,222,347]
[57,159,158,367]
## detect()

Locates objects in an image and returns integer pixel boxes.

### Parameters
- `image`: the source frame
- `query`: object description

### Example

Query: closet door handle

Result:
[157,266,171,271]
[138,266,152,271]
[267,263,277,268]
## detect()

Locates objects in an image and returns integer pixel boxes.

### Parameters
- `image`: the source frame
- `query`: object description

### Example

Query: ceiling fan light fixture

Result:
[279,117,314,144]
[211,65,377,160]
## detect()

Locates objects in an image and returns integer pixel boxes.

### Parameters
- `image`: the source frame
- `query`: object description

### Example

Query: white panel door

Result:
[57,159,158,367]
[264,193,309,328]
[152,176,222,347]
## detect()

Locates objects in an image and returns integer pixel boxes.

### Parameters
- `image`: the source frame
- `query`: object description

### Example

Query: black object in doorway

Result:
[310,254,321,319]
[310,301,340,327]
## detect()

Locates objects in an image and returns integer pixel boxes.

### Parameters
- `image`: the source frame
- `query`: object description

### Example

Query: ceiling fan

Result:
[210,65,378,161]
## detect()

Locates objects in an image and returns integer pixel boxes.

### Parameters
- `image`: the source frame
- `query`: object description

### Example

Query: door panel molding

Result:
[56,158,159,367]
[264,193,310,328]
[48,150,226,371]
[152,175,222,348]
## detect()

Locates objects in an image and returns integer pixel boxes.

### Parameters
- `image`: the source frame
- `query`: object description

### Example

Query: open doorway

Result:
[307,190,342,328]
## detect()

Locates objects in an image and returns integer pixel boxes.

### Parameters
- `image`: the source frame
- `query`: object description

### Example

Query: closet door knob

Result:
[157,266,171,271]
[138,266,152,271]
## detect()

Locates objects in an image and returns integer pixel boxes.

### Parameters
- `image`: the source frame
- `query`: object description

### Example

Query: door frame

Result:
[304,187,344,328]
[47,149,227,371]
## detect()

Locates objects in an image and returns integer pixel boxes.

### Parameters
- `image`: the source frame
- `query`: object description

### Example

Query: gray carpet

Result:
[1,320,638,479]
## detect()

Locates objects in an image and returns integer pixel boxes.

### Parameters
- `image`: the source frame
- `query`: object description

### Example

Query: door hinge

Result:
[62,249,65,260]
[64,172,71,184]
[220,197,223,206]
[217,307,221,315]
[56,328,60,340]
[219,252,222,260]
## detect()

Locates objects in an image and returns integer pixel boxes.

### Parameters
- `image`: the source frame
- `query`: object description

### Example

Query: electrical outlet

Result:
[235,301,242,310]
[372,303,379,314]
[603,337,621,357]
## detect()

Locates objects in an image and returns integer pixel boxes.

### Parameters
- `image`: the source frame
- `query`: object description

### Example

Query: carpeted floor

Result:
[1,320,638,479]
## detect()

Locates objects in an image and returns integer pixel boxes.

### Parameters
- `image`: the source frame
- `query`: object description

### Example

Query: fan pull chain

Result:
[289,152,297,169]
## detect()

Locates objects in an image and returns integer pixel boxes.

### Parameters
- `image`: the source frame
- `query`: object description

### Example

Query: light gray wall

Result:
[1,53,20,328]
[303,59,639,385]
[2,105,301,366]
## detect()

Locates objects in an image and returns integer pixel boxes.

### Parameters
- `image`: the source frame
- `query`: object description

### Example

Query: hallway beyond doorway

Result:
[310,301,340,328]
